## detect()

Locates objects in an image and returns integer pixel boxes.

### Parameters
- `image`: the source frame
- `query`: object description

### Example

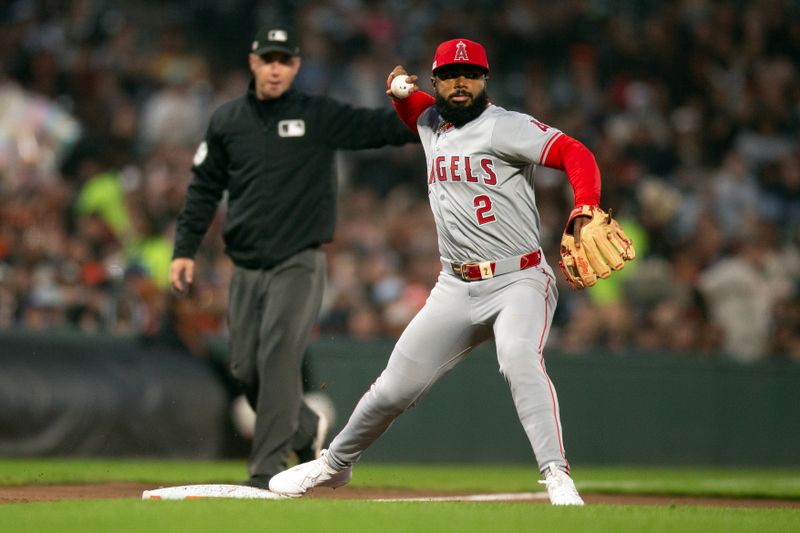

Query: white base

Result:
[142,484,287,500]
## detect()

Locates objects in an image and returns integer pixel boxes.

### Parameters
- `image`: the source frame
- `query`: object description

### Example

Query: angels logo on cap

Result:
[454,41,469,61]
[432,38,489,74]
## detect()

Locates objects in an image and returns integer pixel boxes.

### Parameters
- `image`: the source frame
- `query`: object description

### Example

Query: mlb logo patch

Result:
[278,120,305,137]
[268,29,288,42]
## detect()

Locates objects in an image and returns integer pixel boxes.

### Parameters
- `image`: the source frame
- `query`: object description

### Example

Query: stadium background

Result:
[0,0,798,465]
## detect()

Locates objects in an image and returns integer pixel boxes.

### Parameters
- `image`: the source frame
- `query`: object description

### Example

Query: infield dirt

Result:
[1,483,799,508]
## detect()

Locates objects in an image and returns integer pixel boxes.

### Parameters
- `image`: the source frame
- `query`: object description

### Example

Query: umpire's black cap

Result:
[251,25,300,56]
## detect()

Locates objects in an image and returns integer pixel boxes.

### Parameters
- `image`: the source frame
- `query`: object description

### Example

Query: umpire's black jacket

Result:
[173,83,417,269]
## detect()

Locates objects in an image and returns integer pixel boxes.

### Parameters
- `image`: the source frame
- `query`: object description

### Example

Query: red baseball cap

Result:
[432,38,490,74]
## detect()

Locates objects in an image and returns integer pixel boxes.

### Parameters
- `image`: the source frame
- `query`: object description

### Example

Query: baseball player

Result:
[270,38,633,505]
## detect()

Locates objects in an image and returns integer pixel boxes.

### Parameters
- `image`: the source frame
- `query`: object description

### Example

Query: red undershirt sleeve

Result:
[542,134,601,207]
[392,91,436,135]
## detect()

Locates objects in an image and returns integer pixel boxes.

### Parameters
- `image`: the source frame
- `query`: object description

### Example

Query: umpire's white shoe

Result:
[269,449,352,497]
[539,464,584,506]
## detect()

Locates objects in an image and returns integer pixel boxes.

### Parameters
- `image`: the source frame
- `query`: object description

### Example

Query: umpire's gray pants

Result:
[228,248,325,479]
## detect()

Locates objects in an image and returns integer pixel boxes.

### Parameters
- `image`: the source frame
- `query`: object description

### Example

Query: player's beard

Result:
[435,89,489,127]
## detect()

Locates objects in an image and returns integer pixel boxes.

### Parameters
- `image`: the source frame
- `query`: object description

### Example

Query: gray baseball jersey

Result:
[421,104,562,262]
[326,103,571,475]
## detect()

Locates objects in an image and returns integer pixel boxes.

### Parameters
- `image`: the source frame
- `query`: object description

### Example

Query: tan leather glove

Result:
[559,205,636,289]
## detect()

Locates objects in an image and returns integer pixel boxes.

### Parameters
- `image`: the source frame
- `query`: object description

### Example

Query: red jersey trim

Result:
[540,132,563,165]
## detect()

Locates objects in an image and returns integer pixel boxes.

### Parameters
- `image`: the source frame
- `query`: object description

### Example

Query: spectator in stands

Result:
[0,0,798,364]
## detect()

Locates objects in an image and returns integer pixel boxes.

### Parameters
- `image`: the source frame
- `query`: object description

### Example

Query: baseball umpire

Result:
[170,22,417,489]
[269,37,634,504]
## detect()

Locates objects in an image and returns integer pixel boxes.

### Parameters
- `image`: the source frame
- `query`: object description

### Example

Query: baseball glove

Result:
[558,205,636,289]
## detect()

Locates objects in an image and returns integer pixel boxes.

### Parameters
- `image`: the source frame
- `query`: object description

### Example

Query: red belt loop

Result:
[519,250,541,270]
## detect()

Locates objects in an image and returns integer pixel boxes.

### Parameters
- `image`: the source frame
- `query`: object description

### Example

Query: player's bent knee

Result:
[375,385,420,413]
[496,339,542,377]
[371,348,435,410]
[369,376,425,414]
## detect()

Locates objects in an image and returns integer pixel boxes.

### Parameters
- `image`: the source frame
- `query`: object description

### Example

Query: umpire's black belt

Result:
[444,249,542,282]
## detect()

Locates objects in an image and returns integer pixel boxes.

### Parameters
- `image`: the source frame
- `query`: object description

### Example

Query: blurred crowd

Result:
[0,0,798,363]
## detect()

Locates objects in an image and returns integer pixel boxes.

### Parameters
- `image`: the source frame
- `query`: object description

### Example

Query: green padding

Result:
[2,332,797,465]
[305,341,800,466]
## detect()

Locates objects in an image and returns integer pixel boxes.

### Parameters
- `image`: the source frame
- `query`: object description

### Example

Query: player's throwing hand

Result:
[386,66,418,99]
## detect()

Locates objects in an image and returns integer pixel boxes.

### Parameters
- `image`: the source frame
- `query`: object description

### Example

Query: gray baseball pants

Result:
[227,248,325,479]
[326,264,570,474]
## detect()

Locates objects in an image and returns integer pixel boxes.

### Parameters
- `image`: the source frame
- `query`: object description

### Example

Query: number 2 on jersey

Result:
[474,195,496,224]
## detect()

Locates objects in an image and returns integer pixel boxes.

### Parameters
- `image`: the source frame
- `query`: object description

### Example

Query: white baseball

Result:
[391,75,412,99]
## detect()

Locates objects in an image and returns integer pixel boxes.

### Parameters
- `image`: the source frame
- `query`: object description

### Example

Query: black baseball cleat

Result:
[241,475,271,490]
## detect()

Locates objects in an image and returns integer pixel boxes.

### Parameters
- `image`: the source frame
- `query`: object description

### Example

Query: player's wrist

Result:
[567,205,598,221]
